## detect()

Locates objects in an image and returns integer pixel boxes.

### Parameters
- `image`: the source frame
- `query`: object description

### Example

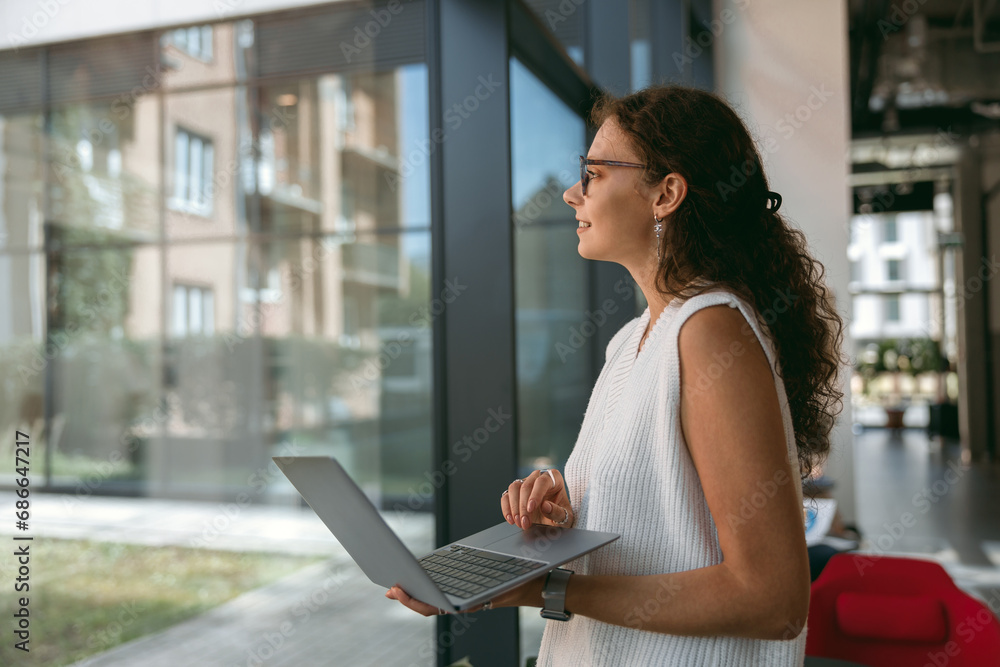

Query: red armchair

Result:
[807,553,1000,666]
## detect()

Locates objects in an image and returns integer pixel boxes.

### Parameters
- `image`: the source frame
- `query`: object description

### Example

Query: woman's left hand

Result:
[385,577,535,616]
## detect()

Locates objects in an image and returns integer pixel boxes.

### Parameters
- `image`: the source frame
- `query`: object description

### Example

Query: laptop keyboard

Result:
[418,545,547,598]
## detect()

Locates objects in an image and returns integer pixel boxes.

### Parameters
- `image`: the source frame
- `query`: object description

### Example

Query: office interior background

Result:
[0,0,998,665]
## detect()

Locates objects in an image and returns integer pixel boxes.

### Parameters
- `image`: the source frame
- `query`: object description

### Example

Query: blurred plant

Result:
[854,337,943,376]
[854,337,945,405]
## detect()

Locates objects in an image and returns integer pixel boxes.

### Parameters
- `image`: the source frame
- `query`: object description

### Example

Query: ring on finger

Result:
[552,505,570,525]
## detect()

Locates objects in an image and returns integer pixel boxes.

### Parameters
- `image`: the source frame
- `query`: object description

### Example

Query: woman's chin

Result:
[576,238,609,261]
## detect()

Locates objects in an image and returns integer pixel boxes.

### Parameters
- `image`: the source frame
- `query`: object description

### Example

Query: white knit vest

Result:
[536,288,807,666]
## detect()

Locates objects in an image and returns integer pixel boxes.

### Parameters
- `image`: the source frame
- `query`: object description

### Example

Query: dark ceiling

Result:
[850,0,1000,137]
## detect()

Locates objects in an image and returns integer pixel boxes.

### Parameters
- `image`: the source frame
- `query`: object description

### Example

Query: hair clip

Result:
[766,191,782,213]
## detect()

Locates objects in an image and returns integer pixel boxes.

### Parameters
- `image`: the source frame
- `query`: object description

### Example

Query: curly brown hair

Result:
[591,83,848,480]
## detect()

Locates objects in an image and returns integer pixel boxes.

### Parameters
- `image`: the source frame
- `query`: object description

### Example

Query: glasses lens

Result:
[579,156,587,195]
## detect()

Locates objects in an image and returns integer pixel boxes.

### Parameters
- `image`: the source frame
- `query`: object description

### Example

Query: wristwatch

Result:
[540,567,574,621]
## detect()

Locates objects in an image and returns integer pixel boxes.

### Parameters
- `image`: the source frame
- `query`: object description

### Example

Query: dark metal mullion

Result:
[980,179,999,459]
[433,0,518,664]
[508,0,598,119]
[689,0,714,89]
[427,0,449,596]
[650,0,686,85]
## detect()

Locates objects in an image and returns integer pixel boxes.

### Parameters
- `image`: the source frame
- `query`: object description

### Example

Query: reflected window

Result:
[172,283,215,336]
[171,127,214,216]
[169,25,214,61]
[851,259,861,283]
[885,294,901,322]
[884,217,898,243]
[630,0,652,91]
[887,259,902,281]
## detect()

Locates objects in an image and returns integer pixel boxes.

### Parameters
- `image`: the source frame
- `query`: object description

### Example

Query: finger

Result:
[507,479,524,525]
[500,491,513,524]
[518,471,542,529]
[386,586,443,617]
[526,471,555,520]
[541,500,571,526]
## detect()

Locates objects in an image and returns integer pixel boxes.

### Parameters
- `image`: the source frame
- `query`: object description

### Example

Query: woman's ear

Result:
[654,173,687,218]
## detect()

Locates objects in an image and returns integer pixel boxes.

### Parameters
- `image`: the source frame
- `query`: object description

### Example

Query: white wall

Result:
[714,0,857,520]
[0,0,340,50]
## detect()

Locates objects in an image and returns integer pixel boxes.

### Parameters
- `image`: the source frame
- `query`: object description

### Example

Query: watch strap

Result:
[540,567,574,621]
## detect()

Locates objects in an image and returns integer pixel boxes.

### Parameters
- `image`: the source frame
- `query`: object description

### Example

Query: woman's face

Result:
[563,119,685,270]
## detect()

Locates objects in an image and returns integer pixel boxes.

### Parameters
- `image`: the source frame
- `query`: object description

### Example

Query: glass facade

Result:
[510,56,590,476]
[0,7,433,507]
[0,0,712,662]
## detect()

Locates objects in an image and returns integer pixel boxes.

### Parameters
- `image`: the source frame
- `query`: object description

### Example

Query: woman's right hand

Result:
[501,468,575,531]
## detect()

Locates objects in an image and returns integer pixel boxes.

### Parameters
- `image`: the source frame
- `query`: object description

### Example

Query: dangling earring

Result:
[653,213,663,261]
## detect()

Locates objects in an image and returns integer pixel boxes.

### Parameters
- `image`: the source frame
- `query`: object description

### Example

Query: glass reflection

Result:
[0,113,44,251]
[159,20,252,89]
[0,9,436,664]
[511,55,590,475]
[47,243,162,490]
[523,0,586,66]
[164,87,243,240]
[0,252,46,486]
[254,67,429,237]
[248,233,433,507]
[47,99,160,242]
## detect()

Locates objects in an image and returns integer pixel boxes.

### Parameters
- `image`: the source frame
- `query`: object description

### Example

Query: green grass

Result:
[0,538,325,667]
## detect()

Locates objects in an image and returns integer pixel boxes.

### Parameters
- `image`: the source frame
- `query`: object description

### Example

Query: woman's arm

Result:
[496,304,811,641]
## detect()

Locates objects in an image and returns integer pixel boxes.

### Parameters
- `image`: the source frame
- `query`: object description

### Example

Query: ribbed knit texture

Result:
[536,288,807,667]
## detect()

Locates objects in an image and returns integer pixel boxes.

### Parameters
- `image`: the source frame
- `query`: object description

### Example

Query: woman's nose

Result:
[564,182,581,206]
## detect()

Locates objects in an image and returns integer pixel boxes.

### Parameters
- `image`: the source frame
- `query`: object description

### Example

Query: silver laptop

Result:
[272,455,620,612]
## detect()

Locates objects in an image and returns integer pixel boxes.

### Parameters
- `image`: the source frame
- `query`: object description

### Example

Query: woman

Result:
[387,84,846,665]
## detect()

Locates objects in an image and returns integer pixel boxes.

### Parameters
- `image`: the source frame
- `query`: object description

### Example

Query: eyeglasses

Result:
[579,155,645,196]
